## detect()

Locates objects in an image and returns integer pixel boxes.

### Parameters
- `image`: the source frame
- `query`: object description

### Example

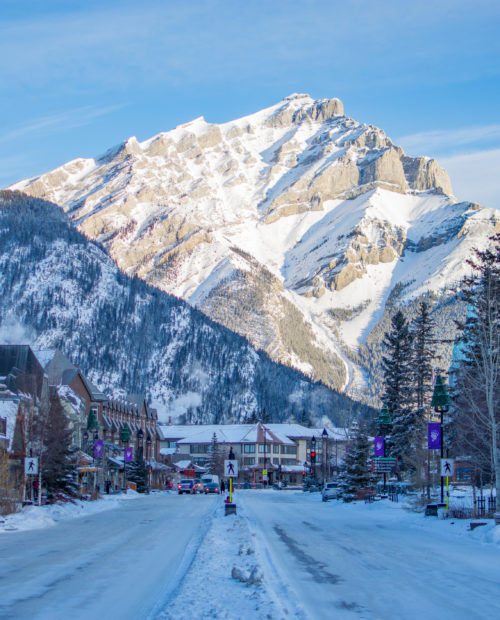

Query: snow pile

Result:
[158,498,298,620]
[0,491,143,533]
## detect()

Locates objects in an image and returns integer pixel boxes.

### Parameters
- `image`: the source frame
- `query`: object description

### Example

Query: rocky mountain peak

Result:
[9,96,498,398]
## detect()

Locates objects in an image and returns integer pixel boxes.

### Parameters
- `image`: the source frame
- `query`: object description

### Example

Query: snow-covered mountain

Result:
[11,94,500,398]
[0,190,363,424]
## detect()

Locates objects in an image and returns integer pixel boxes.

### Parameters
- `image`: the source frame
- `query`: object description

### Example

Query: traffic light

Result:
[310,450,316,464]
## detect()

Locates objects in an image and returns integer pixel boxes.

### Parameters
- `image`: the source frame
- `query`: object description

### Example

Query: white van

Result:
[201,474,219,488]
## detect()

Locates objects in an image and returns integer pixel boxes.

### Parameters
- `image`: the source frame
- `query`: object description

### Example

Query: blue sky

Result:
[1,0,499,208]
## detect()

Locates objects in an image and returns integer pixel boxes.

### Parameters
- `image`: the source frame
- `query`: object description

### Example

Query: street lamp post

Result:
[376,404,392,493]
[311,435,316,480]
[146,435,152,490]
[322,428,328,483]
[431,375,451,503]
[137,428,144,458]
[120,424,130,493]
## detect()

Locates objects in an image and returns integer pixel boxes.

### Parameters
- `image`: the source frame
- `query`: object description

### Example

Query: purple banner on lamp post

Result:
[428,423,441,450]
[94,439,104,458]
[125,446,133,462]
[374,436,385,457]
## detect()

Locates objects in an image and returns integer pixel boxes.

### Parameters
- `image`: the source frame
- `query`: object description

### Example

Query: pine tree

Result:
[410,301,438,491]
[411,302,437,410]
[206,433,224,477]
[381,310,414,469]
[339,428,374,502]
[42,390,78,502]
[127,451,149,493]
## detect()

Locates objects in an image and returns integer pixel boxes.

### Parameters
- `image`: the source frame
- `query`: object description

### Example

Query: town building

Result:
[158,422,351,485]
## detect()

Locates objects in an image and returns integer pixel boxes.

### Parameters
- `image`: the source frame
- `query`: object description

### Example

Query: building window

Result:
[258,444,271,453]
[273,444,280,453]
[193,457,208,466]
[168,441,177,449]
[243,457,255,465]
[258,457,268,465]
[0,417,6,435]
[281,445,297,455]
[281,458,298,466]
[272,457,279,464]
[191,444,210,453]
[244,444,256,453]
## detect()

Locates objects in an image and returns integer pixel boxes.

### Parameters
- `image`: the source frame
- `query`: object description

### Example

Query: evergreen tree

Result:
[411,302,437,410]
[260,408,271,423]
[410,301,438,491]
[206,433,224,477]
[42,390,78,502]
[381,310,414,468]
[339,428,374,502]
[127,451,149,493]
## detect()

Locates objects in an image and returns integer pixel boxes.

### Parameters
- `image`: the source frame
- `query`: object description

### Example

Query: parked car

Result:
[322,482,341,501]
[204,482,220,494]
[177,479,195,494]
[201,475,220,488]
[193,479,204,493]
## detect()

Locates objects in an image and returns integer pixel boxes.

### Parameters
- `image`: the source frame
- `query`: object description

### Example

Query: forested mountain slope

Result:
[0,190,367,423]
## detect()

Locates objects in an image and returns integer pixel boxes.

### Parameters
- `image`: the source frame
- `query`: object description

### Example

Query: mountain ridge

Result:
[9,94,500,399]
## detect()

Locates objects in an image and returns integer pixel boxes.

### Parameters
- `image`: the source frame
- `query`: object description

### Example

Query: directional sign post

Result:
[372,457,397,474]
[25,457,39,475]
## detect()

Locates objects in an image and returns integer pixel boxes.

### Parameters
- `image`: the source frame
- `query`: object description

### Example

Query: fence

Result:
[450,496,496,519]
[474,496,496,517]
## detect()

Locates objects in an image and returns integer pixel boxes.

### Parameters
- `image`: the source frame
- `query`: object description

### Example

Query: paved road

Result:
[240,490,500,620]
[0,493,217,620]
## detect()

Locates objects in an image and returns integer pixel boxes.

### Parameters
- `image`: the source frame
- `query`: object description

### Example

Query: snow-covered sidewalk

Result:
[0,490,144,534]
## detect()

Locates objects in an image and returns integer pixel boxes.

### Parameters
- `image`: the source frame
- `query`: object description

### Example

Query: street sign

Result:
[224,459,238,477]
[440,458,455,477]
[25,457,39,475]
[372,457,397,473]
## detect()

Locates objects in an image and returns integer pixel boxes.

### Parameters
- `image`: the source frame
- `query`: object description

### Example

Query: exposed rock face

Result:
[10,94,499,395]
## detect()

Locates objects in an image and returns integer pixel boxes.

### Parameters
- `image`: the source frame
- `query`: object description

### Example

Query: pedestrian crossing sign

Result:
[440,459,455,477]
[224,459,238,477]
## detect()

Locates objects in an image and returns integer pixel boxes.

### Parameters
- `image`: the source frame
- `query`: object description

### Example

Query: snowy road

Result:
[0,493,217,620]
[240,491,500,620]
[1,491,499,620]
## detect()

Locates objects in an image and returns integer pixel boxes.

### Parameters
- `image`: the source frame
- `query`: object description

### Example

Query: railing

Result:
[474,496,496,516]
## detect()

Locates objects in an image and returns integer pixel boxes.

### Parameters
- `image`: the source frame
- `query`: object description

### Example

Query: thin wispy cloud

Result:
[0,105,124,144]
[397,125,500,157]
[439,148,500,211]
